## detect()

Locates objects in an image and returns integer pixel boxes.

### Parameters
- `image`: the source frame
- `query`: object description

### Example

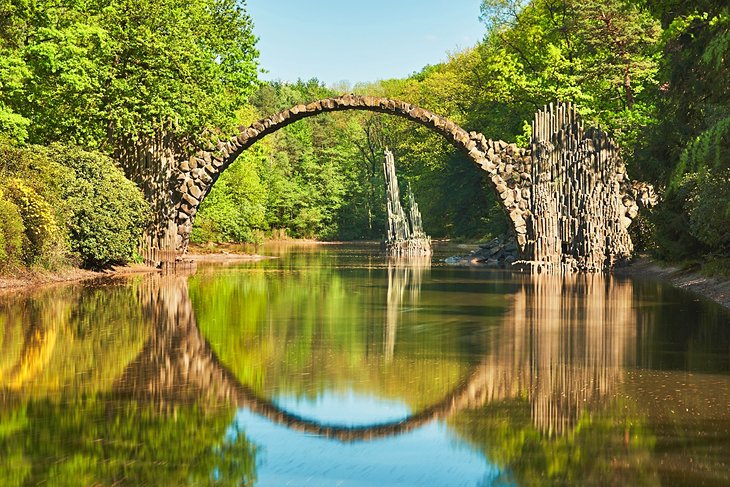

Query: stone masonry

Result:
[167,96,649,272]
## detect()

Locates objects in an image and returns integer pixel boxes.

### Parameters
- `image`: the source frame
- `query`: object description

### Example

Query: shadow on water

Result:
[0,246,729,485]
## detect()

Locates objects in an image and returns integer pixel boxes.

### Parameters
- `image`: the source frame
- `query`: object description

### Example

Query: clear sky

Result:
[246,0,486,87]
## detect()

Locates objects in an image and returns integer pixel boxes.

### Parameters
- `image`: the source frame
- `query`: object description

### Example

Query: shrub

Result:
[49,145,149,269]
[0,142,68,269]
[688,169,730,252]
[0,141,150,270]
[0,188,26,269]
[5,178,62,266]
[0,107,29,144]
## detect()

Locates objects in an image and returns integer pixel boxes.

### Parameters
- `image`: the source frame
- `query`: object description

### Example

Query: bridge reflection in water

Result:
[2,260,730,485]
[117,270,637,441]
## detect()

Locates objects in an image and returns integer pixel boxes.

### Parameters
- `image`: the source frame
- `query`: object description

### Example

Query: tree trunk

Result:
[624,62,634,109]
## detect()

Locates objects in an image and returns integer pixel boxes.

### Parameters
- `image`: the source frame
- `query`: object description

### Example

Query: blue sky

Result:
[246,0,486,87]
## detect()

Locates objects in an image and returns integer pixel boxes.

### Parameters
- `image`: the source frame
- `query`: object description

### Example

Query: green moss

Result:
[701,257,730,277]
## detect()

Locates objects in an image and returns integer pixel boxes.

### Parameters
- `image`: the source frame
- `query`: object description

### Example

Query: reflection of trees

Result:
[189,258,474,410]
[0,281,147,394]
[0,397,256,486]
[452,399,659,487]
[385,257,430,361]
[0,277,258,486]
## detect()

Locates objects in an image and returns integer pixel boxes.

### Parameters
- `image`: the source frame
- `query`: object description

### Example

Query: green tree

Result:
[192,146,268,244]
[476,0,661,151]
[0,0,259,147]
[639,3,730,263]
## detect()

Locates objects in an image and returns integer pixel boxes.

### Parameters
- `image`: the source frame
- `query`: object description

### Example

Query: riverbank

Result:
[445,240,730,311]
[0,248,273,291]
[0,240,330,291]
[0,264,159,292]
[616,257,730,311]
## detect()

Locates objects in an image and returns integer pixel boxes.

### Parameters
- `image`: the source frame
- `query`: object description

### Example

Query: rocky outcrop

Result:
[383,149,431,257]
[445,235,520,268]
[523,103,650,272]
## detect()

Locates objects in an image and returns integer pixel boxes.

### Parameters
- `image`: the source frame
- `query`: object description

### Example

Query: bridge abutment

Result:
[114,133,186,268]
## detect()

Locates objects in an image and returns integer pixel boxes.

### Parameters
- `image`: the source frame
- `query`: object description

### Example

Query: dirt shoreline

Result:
[615,257,730,311]
[0,264,160,292]
[0,252,274,292]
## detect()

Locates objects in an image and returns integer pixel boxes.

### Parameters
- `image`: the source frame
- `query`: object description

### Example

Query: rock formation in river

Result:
[383,149,432,257]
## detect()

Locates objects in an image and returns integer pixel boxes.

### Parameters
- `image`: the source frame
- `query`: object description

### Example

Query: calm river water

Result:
[1,243,729,486]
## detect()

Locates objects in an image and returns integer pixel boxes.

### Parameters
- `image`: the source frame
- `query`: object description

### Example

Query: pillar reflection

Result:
[478,274,637,435]
[115,272,230,407]
[384,257,430,361]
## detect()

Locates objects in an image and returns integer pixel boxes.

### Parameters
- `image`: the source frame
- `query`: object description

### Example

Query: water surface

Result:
[1,243,729,486]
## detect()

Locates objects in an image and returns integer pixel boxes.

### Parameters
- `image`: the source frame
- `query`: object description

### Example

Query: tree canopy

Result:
[0,0,259,147]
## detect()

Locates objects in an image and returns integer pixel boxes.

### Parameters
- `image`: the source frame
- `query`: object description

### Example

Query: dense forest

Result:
[0,0,728,272]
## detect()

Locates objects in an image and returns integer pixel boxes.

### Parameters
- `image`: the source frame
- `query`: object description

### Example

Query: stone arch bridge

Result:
[121,95,653,272]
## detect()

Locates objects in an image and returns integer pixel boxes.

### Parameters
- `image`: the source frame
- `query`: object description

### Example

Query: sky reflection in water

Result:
[229,390,501,486]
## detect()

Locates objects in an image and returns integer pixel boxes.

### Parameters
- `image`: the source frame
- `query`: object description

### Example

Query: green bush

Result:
[0,141,150,271]
[0,107,29,144]
[50,145,149,269]
[5,178,62,266]
[0,143,67,268]
[688,169,730,252]
[652,170,730,262]
[651,176,705,262]
[0,188,25,269]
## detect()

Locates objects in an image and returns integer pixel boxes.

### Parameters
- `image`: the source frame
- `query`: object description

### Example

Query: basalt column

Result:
[525,103,642,272]
[114,133,185,267]
[383,149,432,257]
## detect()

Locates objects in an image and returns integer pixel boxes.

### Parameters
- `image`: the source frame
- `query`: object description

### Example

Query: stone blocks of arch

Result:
[173,95,530,252]
[171,95,647,272]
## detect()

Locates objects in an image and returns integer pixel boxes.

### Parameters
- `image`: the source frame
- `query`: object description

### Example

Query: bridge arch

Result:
[173,95,532,252]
